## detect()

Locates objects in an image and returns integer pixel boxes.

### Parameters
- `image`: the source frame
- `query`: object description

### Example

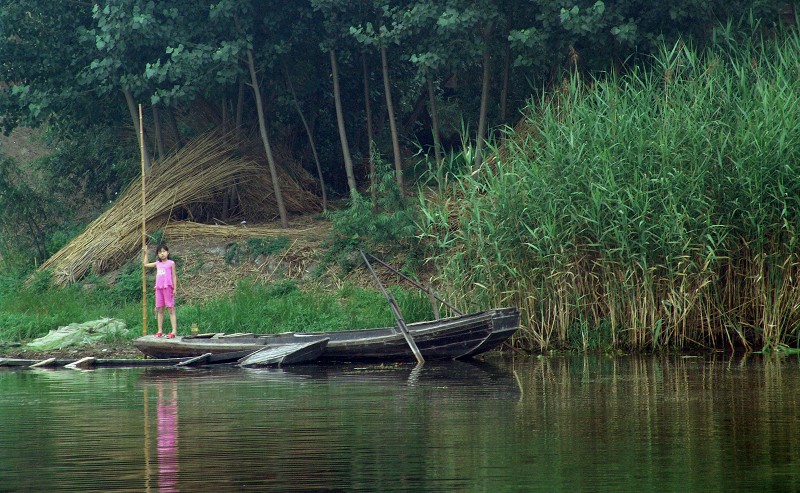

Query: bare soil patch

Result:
[0,127,51,163]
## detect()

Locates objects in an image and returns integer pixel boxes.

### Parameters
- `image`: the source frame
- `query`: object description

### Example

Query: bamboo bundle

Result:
[39,132,318,285]
[177,99,323,215]
[231,137,323,220]
[164,221,330,242]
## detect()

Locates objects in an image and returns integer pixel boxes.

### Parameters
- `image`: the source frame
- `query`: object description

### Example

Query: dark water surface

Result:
[1,355,799,492]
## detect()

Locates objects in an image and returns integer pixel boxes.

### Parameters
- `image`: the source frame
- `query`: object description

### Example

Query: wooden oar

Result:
[360,250,424,364]
[364,252,463,315]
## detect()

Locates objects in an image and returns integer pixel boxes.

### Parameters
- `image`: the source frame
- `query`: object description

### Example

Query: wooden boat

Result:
[133,307,519,363]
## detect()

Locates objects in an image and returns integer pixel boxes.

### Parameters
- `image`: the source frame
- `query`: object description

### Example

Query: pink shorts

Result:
[155,288,175,309]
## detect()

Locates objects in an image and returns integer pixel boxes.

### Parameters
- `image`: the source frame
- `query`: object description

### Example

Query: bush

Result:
[247,237,290,258]
[324,161,422,273]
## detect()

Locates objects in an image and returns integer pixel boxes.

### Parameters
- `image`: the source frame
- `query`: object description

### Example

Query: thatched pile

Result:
[163,220,329,242]
[40,132,322,285]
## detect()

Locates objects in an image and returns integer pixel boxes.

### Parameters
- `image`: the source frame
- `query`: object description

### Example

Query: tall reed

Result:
[418,24,800,351]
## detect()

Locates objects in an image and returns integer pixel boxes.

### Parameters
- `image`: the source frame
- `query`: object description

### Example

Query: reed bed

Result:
[40,132,320,286]
[419,26,800,351]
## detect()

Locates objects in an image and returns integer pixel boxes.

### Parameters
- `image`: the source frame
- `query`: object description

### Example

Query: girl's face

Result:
[157,248,169,261]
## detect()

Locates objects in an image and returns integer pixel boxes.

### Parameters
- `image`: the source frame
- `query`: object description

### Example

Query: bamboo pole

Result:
[365,252,463,315]
[139,104,148,336]
[359,250,424,364]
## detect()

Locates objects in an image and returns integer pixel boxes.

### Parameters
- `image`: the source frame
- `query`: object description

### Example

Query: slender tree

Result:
[473,20,494,171]
[283,60,328,211]
[329,49,358,195]
[350,4,411,194]
[362,53,378,207]
[381,43,405,194]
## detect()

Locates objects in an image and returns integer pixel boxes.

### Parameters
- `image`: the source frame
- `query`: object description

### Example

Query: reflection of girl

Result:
[157,382,179,492]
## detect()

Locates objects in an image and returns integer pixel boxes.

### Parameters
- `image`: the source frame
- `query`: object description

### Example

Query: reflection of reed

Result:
[157,382,179,493]
[512,354,800,488]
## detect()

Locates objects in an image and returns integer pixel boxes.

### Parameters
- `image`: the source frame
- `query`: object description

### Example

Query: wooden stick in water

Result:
[360,250,424,364]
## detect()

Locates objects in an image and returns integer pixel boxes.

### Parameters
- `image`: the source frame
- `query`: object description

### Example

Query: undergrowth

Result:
[0,272,434,343]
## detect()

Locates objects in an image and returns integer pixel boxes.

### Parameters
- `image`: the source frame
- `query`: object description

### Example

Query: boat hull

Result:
[134,308,519,363]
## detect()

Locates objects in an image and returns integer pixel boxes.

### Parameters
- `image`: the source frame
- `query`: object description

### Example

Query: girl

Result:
[143,244,178,338]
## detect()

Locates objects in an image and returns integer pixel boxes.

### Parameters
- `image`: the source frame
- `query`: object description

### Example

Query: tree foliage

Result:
[0,0,786,210]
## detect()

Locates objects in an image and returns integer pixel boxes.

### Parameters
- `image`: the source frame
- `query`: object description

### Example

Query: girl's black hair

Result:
[155,243,171,261]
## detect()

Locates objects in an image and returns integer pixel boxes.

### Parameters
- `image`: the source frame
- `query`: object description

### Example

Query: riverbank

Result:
[0,215,446,360]
[0,342,144,362]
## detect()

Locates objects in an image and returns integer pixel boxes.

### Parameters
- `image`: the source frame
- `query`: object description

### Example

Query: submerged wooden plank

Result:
[65,356,97,370]
[175,353,213,367]
[93,357,193,368]
[30,357,58,368]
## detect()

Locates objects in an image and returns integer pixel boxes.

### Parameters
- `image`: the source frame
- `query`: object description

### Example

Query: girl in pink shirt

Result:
[143,244,178,338]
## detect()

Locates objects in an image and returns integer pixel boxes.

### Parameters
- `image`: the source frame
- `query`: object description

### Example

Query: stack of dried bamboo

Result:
[164,221,329,242]
[40,131,321,285]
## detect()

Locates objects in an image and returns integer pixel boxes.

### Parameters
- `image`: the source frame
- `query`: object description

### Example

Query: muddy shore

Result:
[0,342,144,361]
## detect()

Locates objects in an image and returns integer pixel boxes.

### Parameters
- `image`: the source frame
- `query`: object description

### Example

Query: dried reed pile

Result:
[163,220,329,243]
[40,132,321,285]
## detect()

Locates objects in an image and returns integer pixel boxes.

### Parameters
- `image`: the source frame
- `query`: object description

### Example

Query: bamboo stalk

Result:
[139,104,148,336]
[360,250,424,364]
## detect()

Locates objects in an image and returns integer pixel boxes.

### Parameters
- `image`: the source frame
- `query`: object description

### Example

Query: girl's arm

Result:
[172,262,178,291]
[143,252,156,268]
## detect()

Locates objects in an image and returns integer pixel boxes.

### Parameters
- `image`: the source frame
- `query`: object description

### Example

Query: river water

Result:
[1,354,799,492]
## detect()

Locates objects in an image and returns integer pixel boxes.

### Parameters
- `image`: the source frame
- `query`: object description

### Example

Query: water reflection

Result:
[0,355,799,492]
[156,381,179,492]
[509,353,800,492]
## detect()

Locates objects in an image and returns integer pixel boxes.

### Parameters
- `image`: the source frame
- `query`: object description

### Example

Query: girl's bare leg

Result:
[168,307,177,335]
[156,308,164,335]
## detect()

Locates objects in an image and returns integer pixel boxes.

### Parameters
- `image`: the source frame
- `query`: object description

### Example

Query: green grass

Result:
[181,279,434,334]
[0,273,436,344]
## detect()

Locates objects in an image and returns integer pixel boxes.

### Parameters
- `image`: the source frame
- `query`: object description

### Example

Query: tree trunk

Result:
[474,21,494,171]
[152,104,165,160]
[283,59,327,211]
[221,97,229,132]
[235,79,245,140]
[500,42,510,124]
[166,106,183,149]
[218,95,232,219]
[427,78,443,167]
[381,44,404,195]
[123,88,151,171]
[222,94,232,219]
[224,80,246,219]
[362,53,377,209]
[330,49,357,196]
[400,90,429,135]
[247,49,288,228]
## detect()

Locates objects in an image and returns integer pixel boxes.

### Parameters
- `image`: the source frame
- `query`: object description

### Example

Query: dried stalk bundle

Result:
[178,100,323,215]
[40,131,318,285]
[164,221,329,242]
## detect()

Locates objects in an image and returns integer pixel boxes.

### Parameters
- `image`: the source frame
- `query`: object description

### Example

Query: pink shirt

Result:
[155,259,175,289]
